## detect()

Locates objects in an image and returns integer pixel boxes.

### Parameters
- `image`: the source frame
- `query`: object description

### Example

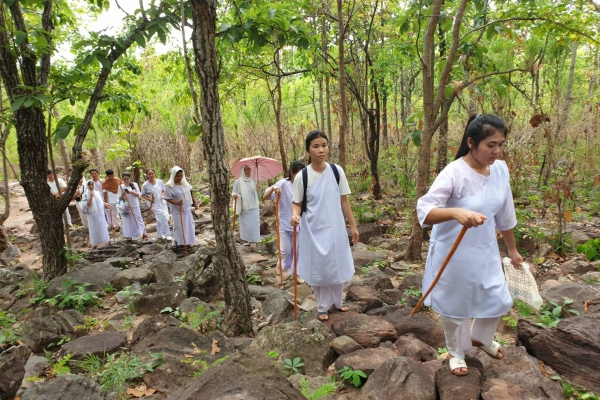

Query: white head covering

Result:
[84,181,103,216]
[165,166,192,204]
[236,165,258,212]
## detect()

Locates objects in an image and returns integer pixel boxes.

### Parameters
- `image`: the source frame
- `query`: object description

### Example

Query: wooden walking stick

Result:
[275,192,283,284]
[108,205,116,243]
[231,196,237,232]
[179,204,188,256]
[411,226,469,317]
[293,226,298,321]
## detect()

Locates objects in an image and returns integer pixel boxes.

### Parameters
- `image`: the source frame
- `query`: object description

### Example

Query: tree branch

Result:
[38,0,53,86]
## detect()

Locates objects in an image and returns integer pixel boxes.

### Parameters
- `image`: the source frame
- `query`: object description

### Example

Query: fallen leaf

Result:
[126,383,156,397]
[192,342,203,354]
[211,338,220,355]
[584,301,589,313]
[539,360,551,378]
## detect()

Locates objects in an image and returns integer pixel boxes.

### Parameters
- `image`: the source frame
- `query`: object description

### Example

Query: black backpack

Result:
[300,163,340,216]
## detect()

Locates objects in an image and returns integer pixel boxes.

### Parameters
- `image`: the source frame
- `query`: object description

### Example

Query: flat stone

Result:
[58,331,127,361]
[559,257,597,275]
[242,253,269,267]
[261,290,294,324]
[20,310,86,353]
[352,243,388,271]
[334,347,397,376]
[112,268,153,289]
[395,333,438,362]
[436,356,483,400]
[45,264,120,298]
[248,284,278,300]
[21,374,116,400]
[131,283,187,315]
[481,379,540,400]
[345,286,382,312]
[330,312,397,348]
[0,344,31,400]
[383,306,446,349]
[331,335,364,356]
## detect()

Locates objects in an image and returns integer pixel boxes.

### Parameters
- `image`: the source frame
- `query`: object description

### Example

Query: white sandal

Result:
[472,340,504,359]
[449,357,469,376]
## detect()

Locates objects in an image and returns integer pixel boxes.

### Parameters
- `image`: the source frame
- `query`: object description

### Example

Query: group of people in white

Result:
[48,114,523,377]
[48,166,198,249]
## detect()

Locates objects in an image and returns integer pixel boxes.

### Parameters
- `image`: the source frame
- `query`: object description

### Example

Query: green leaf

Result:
[135,33,146,48]
[96,55,110,69]
[585,247,597,261]
[15,31,27,44]
[11,95,27,112]
[563,298,574,305]
[411,130,422,147]
[217,23,231,33]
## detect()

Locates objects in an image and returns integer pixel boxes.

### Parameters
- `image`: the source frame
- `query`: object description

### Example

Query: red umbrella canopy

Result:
[231,156,283,182]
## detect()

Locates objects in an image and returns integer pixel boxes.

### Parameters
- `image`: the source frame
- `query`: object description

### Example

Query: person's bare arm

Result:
[501,228,523,269]
[341,195,359,244]
[424,208,486,228]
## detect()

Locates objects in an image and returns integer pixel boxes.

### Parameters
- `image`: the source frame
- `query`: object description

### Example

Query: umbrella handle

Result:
[180,204,188,256]
[410,226,468,317]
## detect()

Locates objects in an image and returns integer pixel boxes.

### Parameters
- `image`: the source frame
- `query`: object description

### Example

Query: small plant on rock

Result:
[299,376,339,400]
[0,311,20,348]
[576,238,600,261]
[283,357,304,374]
[536,298,579,327]
[337,366,367,387]
[44,280,101,313]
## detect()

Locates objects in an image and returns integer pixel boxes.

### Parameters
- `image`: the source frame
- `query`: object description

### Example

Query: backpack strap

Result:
[301,167,308,216]
[329,162,340,185]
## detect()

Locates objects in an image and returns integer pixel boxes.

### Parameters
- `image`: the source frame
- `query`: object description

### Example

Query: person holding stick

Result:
[290,130,359,322]
[141,168,172,241]
[416,114,523,376]
[232,165,261,250]
[164,166,197,248]
[263,161,305,279]
[118,172,145,241]
[82,180,110,248]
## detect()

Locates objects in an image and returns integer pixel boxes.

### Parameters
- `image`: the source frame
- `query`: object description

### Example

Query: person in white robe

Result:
[47,169,72,227]
[416,114,523,377]
[290,130,359,321]
[232,165,260,248]
[118,173,145,240]
[141,168,172,241]
[82,180,110,247]
[263,161,305,275]
[102,169,121,231]
[164,166,197,247]
[73,178,88,228]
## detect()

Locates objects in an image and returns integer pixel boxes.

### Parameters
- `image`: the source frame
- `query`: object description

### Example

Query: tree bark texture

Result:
[191,0,252,336]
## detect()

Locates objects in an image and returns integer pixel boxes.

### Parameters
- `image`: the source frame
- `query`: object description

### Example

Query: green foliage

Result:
[337,366,367,387]
[562,381,599,399]
[116,285,142,313]
[43,351,74,377]
[181,354,229,379]
[246,273,262,284]
[58,247,86,270]
[576,238,600,261]
[536,299,580,327]
[79,351,163,395]
[403,289,422,297]
[283,357,304,374]
[44,279,101,313]
[267,350,279,360]
[548,232,574,257]
[0,311,20,347]
[15,274,48,305]
[298,377,339,400]
[162,305,221,334]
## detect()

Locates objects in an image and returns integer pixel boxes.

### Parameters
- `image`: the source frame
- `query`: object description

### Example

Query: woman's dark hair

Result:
[286,161,306,180]
[145,168,155,175]
[455,114,508,160]
[121,172,138,191]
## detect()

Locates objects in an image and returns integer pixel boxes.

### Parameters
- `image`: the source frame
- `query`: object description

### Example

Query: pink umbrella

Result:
[231,156,283,183]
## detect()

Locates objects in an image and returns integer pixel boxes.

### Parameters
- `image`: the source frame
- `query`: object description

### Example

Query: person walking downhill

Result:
[47,169,72,228]
[141,168,172,241]
[232,165,261,250]
[416,114,523,376]
[73,177,88,228]
[164,166,197,248]
[118,172,145,241]
[290,130,359,322]
[102,169,121,232]
[82,180,110,248]
[263,161,305,278]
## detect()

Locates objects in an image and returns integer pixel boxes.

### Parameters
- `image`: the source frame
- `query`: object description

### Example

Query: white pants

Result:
[278,229,299,273]
[439,315,501,359]
[313,283,344,313]
[153,207,171,239]
[104,203,120,228]
[62,208,72,227]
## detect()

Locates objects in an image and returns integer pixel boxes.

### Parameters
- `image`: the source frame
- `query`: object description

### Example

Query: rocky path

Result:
[0,182,599,399]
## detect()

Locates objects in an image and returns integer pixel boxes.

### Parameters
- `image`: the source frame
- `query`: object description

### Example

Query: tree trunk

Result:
[436,118,449,173]
[190,0,252,336]
[381,85,388,151]
[0,82,10,253]
[325,76,332,140]
[337,0,347,170]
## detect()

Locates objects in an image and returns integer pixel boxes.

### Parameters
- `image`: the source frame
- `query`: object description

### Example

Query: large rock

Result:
[558,257,597,275]
[248,284,279,300]
[20,309,86,353]
[45,264,120,298]
[58,331,127,361]
[168,346,304,400]
[382,306,446,349]
[352,243,388,270]
[252,320,335,377]
[19,355,50,395]
[261,290,294,324]
[183,249,219,301]
[334,347,397,377]
[356,270,394,290]
[131,316,236,395]
[345,286,383,312]
[539,282,600,317]
[394,333,438,362]
[331,335,364,355]
[21,374,116,400]
[360,357,436,400]
[556,315,600,343]
[481,379,540,400]
[352,223,383,244]
[517,318,600,394]
[473,342,563,399]
[112,268,153,289]
[131,283,187,315]
[436,356,483,400]
[0,345,31,400]
[2,245,21,259]
[330,312,397,348]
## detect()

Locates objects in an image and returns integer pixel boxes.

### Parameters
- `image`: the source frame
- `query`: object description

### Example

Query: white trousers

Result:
[313,283,344,313]
[104,203,120,228]
[439,315,501,359]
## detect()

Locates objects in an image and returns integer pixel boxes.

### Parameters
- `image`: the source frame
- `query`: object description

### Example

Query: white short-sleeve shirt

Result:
[292,164,351,203]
